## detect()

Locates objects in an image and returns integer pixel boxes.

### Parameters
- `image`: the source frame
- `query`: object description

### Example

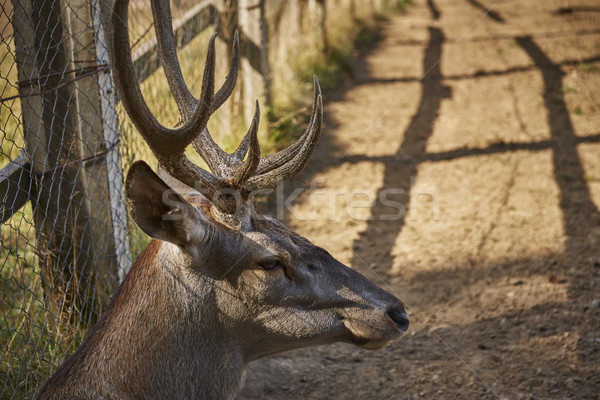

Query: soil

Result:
[237,0,600,399]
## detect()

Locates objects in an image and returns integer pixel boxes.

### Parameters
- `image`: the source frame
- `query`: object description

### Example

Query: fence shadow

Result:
[427,0,440,20]
[355,55,600,86]
[464,0,505,23]
[349,27,450,275]
[515,36,600,255]
[402,247,599,396]
[340,132,600,165]
[247,6,600,400]
[555,6,600,15]
[398,35,600,397]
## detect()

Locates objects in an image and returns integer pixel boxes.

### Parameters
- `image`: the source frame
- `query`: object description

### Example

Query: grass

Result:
[0,205,86,399]
[577,62,598,73]
[584,174,597,183]
[392,0,412,13]
[269,3,403,145]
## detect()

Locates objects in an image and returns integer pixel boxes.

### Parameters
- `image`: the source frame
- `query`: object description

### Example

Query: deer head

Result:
[36,0,408,398]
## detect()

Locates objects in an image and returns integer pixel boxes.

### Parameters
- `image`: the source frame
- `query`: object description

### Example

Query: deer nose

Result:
[387,307,409,332]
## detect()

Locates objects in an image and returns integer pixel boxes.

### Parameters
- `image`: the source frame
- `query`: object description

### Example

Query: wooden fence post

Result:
[66,0,131,283]
[318,0,328,53]
[238,0,270,121]
[11,0,130,324]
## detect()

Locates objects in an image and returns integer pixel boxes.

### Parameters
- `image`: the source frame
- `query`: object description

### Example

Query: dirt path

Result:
[239,1,600,399]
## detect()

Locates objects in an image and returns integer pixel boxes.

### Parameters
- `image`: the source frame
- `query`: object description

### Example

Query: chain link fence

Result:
[2,1,121,397]
[1,0,394,397]
[0,0,179,396]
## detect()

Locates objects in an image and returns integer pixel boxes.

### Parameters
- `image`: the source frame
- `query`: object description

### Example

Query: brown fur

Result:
[37,241,163,399]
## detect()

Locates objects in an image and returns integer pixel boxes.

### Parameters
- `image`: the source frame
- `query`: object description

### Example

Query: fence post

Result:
[238,0,270,121]
[11,0,130,324]
[66,0,132,282]
[318,0,328,53]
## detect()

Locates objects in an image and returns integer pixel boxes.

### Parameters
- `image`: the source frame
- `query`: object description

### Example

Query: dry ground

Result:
[238,0,600,399]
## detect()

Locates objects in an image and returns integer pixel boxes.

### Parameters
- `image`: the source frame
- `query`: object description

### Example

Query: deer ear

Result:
[126,161,207,248]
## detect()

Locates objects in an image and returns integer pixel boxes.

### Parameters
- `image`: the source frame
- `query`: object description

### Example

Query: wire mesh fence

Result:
[0,0,160,396]
[1,0,393,397]
[0,0,217,395]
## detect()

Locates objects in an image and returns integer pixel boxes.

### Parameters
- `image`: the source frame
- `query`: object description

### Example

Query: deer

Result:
[36,0,409,398]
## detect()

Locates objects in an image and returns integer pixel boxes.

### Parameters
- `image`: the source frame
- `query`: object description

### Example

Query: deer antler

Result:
[111,0,322,215]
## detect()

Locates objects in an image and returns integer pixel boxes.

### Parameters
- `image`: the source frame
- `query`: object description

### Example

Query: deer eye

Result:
[258,259,283,271]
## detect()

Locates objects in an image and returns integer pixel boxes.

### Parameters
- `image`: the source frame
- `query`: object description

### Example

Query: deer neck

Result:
[53,241,246,400]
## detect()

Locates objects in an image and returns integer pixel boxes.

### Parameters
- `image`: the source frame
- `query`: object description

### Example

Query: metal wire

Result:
[0,0,161,396]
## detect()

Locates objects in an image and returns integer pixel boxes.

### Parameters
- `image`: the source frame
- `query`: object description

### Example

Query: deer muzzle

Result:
[339,301,409,350]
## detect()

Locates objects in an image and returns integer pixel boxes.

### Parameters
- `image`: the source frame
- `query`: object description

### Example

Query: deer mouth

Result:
[341,314,406,350]
[348,334,393,350]
[346,329,398,350]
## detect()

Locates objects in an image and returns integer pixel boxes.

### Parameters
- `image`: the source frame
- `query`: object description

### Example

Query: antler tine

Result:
[152,2,240,120]
[151,0,196,117]
[230,101,261,188]
[152,0,239,171]
[111,0,215,156]
[231,126,251,162]
[245,93,323,191]
[213,30,240,112]
[191,31,241,176]
[254,76,322,176]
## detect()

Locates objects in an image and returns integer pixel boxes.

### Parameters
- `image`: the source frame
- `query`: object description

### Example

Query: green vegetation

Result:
[577,62,598,73]
[393,0,412,13]
[270,3,404,149]
[584,174,598,183]
[0,204,86,399]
